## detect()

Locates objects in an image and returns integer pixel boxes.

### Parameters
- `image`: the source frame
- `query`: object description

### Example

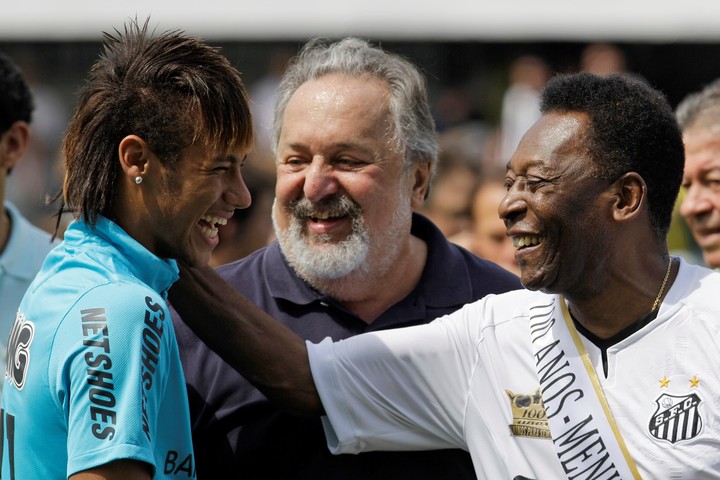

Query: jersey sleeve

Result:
[49,281,172,476]
[307,300,487,455]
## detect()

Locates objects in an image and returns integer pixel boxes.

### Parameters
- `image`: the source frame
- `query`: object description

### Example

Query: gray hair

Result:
[676,78,720,132]
[271,37,438,176]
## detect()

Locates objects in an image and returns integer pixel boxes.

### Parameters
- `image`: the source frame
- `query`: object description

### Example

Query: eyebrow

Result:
[505,158,547,173]
[218,153,248,164]
[285,141,374,156]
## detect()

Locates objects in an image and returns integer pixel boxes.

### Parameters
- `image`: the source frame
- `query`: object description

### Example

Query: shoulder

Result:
[445,243,523,295]
[421,289,541,351]
[58,281,169,333]
[215,243,299,302]
[414,213,522,295]
[217,243,273,280]
[462,288,538,319]
[3,202,59,262]
[673,260,720,318]
[459,246,520,281]
[40,281,171,371]
[81,281,168,313]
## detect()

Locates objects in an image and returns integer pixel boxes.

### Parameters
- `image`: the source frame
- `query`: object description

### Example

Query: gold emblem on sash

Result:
[506,388,551,439]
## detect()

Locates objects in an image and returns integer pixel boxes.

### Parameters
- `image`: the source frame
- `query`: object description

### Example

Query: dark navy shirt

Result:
[173,213,521,479]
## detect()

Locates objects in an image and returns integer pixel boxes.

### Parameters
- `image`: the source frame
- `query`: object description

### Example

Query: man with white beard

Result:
[172,37,521,479]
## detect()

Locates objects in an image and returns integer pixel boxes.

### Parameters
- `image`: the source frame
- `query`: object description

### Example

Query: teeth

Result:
[199,226,219,239]
[513,235,541,248]
[311,211,332,220]
[199,215,227,240]
[201,215,227,227]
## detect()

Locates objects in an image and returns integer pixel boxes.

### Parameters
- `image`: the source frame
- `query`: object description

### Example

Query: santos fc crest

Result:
[648,392,703,444]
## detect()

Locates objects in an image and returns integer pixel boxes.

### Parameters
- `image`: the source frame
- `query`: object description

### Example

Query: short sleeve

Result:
[308,303,485,455]
[49,282,173,476]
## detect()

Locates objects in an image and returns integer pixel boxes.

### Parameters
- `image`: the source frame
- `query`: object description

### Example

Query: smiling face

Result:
[273,73,426,289]
[680,126,720,268]
[500,111,613,294]
[136,142,251,267]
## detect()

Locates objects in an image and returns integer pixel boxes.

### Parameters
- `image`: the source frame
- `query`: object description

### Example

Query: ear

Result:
[611,172,646,223]
[118,135,151,181]
[410,160,432,210]
[0,121,30,171]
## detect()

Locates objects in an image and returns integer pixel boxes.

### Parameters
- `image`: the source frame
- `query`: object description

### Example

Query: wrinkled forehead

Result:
[682,127,720,174]
[684,112,720,136]
[507,111,592,173]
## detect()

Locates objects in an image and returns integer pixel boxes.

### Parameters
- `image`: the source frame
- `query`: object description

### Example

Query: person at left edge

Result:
[0,52,60,388]
[0,19,253,480]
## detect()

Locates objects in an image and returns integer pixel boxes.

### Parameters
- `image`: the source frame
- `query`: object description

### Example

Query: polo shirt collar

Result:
[0,202,53,280]
[263,241,322,305]
[263,213,474,308]
[412,213,475,307]
[65,216,179,296]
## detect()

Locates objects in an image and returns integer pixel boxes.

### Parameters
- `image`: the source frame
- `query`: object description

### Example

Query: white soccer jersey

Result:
[308,258,720,479]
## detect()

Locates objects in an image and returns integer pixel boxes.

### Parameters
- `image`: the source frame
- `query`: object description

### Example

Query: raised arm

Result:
[169,261,323,416]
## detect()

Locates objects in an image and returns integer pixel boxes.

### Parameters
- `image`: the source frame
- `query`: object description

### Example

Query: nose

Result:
[679,183,712,220]
[303,157,340,203]
[225,164,252,210]
[498,185,526,226]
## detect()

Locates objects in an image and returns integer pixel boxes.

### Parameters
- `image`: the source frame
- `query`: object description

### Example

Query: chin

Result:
[705,257,720,270]
[519,270,554,293]
[518,274,536,290]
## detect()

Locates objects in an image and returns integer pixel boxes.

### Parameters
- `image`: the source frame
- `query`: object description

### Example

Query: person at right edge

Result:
[171,72,720,479]
[172,37,521,479]
[676,79,720,271]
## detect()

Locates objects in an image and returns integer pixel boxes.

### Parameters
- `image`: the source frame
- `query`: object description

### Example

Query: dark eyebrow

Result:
[506,158,550,174]
[217,153,247,164]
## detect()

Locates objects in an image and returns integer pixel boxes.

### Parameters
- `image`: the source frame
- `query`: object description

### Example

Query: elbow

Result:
[264,369,325,417]
[283,390,325,417]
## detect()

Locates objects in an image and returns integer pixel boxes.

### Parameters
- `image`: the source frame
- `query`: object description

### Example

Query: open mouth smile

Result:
[512,235,541,249]
[199,215,227,239]
[309,211,342,221]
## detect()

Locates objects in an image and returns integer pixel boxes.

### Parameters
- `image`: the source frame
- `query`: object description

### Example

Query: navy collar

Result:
[263,213,475,309]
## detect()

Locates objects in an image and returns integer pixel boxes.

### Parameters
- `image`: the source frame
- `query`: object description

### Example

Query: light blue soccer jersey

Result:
[1,217,195,479]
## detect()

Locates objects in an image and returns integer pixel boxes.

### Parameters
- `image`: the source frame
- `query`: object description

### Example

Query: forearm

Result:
[169,262,323,416]
[70,459,151,479]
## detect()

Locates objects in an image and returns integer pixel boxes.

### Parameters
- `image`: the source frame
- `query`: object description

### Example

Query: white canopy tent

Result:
[2,0,720,41]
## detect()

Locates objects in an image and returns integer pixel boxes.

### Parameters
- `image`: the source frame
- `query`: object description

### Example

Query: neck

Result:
[314,235,428,324]
[567,255,676,339]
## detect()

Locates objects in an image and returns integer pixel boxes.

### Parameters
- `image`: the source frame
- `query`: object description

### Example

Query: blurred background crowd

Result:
[1,32,715,270]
